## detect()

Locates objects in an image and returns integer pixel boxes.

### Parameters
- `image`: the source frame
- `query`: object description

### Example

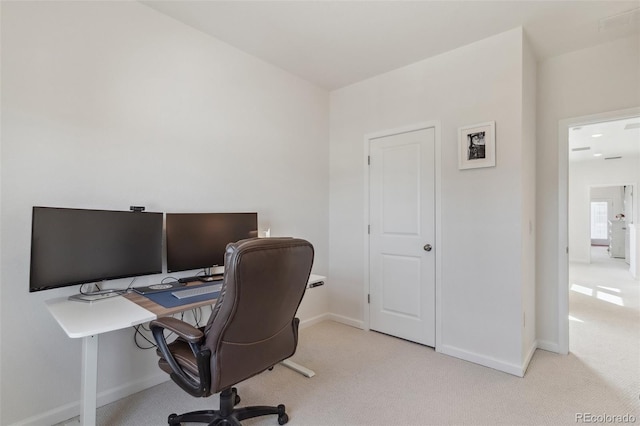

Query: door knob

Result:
[423,244,432,252]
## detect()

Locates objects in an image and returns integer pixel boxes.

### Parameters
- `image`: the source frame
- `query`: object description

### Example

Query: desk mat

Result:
[144,288,220,308]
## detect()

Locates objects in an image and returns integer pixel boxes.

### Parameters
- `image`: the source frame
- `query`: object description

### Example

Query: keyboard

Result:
[171,283,222,300]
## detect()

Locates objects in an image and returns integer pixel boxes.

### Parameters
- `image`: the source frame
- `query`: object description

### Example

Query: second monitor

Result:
[166,212,258,281]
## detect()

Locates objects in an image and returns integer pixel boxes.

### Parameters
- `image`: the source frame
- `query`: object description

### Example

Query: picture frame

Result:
[458,121,496,170]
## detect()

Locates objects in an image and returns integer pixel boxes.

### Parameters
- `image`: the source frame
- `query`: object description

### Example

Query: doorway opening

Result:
[564,112,640,405]
[560,109,640,355]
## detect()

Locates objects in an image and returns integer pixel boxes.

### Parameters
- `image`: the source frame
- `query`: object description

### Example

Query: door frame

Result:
[557,106,640,355]
[362,121,442,351]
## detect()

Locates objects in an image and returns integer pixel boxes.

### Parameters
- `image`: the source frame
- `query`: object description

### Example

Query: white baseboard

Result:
[326,313,364,329]
[10,399,80,426]
[439,344,527,377]
[536,339,560,353]
[301,312,364,330]
[522,340,538,376]
[11,373,169,426]
[299,313,331,329]
[96,372,168,408]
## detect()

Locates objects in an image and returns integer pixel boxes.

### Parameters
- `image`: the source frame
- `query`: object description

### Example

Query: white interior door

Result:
[369,127,435,346]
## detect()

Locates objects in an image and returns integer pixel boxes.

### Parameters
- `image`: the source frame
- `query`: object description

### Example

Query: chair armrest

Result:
[150,317,204,343]
[150,317,211,397]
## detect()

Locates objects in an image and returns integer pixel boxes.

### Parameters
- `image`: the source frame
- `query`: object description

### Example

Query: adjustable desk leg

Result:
[80,335,98,425]
[280,359,315,378]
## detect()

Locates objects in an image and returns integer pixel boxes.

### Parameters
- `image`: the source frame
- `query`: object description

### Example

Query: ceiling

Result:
[141,0,640,90]
[569,117,640,163]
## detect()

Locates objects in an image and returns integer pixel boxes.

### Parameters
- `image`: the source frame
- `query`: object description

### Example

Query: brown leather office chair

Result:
[150,237,314,426]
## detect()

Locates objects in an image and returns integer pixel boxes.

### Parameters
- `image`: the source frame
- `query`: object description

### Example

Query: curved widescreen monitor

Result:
[166,212,258,273]
[29,207,163,292]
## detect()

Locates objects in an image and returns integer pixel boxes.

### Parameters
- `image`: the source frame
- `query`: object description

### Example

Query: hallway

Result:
[569,246,639,413]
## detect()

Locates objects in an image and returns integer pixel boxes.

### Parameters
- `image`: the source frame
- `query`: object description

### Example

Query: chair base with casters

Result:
[166,387,289,426]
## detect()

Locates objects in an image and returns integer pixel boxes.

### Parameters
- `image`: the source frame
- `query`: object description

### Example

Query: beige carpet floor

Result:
[63,248,639,425]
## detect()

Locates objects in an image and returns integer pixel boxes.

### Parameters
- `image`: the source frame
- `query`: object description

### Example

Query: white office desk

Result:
[45,274,325,425]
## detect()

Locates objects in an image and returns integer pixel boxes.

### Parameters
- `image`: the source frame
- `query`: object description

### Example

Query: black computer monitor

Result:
[166,212,258,276]
[29,207,163,292]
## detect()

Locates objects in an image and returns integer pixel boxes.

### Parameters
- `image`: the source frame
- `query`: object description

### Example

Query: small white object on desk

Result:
[307,274,324,288]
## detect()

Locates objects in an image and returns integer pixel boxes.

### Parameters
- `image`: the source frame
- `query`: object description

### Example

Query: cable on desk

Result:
[132,301,216,350]
[133,317,182,350]
[133,323,158,350]
[133,311,179,349]
[132,310,193,350]
[125,277,137,291]
[193,306,204,328]
[78,278,135,295]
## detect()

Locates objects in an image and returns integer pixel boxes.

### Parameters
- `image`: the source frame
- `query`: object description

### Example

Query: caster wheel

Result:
[168,413,180,425]
[232,387,241,405]
[277,404,288,424]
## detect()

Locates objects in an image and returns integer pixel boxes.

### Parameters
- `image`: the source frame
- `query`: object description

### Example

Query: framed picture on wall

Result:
[458,121,496,170]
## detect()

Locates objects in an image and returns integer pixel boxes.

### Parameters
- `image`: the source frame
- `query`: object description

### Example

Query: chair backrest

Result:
[203,237,314,391]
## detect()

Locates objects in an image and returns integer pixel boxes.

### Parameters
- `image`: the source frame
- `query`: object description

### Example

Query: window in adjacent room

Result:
[590,201,608,241]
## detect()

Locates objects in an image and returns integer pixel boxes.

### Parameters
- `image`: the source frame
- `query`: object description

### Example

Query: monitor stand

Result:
[68,282,124,303]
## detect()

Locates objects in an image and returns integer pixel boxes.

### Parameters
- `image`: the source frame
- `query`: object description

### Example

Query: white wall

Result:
[536,35,640,349]
[0,2,329,424]
[569,159,638,263]
[329,28,534,375]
